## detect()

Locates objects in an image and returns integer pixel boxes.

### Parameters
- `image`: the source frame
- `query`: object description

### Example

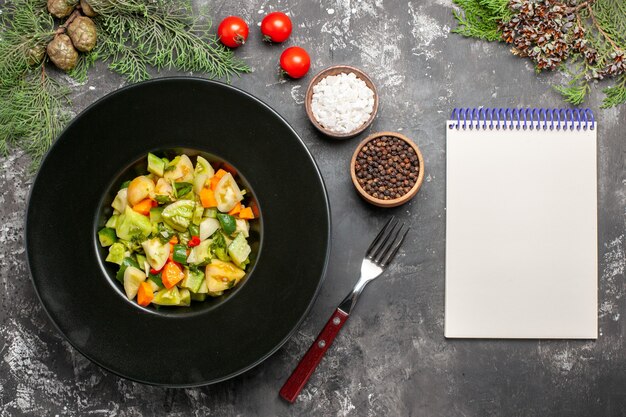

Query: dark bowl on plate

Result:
[26,77,331,386]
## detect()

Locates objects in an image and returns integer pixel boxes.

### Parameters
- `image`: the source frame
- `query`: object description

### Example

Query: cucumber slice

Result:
[150,207,163,223]
[228,233,251,266]
[204,208,217,218]
[147,153,165,177]
[192,205,204,226]
[98,227,117,247]
[181,267,205,293]
[153,287,181,306]
[179,288,191,306]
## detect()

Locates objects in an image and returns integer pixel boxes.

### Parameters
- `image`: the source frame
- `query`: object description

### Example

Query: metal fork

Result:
[279,217,409,403]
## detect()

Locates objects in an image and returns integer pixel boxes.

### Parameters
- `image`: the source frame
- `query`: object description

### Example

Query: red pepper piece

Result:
[187,236,201,247]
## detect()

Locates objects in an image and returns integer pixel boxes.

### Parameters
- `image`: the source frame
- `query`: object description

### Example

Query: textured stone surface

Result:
[1,0,625,415]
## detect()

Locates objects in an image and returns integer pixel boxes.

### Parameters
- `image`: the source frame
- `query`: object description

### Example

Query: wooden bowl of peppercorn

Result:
[350,132,424,207]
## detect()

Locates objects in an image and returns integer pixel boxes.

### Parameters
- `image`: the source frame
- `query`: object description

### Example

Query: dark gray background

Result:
[1,0,625,415]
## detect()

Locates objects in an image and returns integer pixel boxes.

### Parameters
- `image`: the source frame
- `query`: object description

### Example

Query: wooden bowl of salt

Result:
[305,65,379,139]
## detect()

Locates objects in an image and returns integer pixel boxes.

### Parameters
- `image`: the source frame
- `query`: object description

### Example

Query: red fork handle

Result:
[279,308,349,403]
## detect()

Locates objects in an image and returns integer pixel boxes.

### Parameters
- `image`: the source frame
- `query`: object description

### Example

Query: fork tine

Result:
[369,221,398,260]
[380,226,409,267]
[366,217,395,258]
[375,223,404,264]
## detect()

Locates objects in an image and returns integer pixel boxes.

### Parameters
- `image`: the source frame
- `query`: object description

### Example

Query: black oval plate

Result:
[26,78,331,386]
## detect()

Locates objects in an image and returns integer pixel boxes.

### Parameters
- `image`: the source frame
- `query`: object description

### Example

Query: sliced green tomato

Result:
[152,287,181,306]
[187,239,212,265]
[147,153,165,177]
[179,288,191,306]
[205,259,245,293]
[195,156,215,178]
[105,242,126,265]
[214,173,243,212]
[161,199,195,232]
[164,154,194,182]
[217,213,236,236]
[116,206,152,240]
[111,188,128,213]
[199,217,220,240]
[123,266,146,300]
[181,267,205,293]
[141,237,169,270]
[98,227,117,247]
[228,233,251,265]
[235,218,249,238]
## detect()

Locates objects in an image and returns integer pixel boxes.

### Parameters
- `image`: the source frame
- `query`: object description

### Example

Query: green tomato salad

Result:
[97,153,257,308]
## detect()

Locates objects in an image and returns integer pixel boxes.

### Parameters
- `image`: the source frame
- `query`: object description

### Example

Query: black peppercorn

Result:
[354,136,420,200]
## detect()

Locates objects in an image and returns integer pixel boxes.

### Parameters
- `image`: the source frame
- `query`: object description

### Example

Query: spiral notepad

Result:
[445,108,598,339]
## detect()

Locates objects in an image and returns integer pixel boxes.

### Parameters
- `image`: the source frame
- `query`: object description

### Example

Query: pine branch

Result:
[601,75,626,108]
[89,0,251,82]
[553,83,589,105]
[452,0,511,41]
[0,66,70,167]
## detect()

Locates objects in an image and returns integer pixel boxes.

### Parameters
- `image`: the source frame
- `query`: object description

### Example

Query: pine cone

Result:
[67,16,97,52]
[80,0,97,17]
[26,44,47,66]
[47,34,79,71]
[47,0,78,18]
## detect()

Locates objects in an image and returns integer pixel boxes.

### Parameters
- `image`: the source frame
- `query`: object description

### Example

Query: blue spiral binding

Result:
[449,108,595,131]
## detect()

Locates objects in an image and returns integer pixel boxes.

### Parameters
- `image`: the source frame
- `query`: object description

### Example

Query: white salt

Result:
[311,72,375,134]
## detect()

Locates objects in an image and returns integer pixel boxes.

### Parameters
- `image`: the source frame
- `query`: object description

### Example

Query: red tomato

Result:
[280,47,311,79]
[261,12,292,43]
[217,16,249,48]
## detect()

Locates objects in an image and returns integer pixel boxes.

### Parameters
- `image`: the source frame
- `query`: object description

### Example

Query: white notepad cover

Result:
[445,122,598,339]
